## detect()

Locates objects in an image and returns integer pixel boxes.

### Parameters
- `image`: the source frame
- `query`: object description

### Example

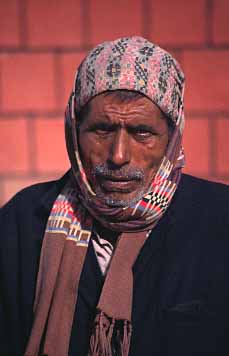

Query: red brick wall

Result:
[0,0,229,206]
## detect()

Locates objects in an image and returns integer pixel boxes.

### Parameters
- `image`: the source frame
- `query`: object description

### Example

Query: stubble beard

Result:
[90,163,149,208]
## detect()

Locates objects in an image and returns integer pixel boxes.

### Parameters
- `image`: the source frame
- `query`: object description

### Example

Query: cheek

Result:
[136,151,161,176]
[79,133,109,169]
[132,137,168,171]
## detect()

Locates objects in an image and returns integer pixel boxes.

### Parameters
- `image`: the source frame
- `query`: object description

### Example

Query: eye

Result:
[131,128,155,140]
[136,129,152,137]
[93,124,114,136]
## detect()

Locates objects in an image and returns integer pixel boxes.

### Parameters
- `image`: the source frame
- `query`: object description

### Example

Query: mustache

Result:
[92,164,145,181]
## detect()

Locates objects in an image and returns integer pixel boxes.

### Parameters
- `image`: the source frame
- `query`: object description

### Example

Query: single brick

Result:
[90,0,142,45]
[0,118,29,173]
[60,52,87,108]
[183,50,229,111]
[27,0,82,47]
[183,118,209,176]
[1,53,56,111]
[0,0,20,46]
[212,0,229,44]
[216,118,229,175]
[35,118,69,173]
[149,0,206,45]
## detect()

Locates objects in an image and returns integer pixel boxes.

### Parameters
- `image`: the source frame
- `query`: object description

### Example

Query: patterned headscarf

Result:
[74,36,184,125]
[25,36,185,356]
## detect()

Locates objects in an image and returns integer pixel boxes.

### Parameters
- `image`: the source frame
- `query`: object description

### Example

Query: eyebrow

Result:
[84,109,167,132]
[126,123,155,131]
[87,121,158,132]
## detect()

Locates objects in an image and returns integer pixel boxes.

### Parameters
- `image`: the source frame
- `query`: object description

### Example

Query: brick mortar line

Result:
[185,111,229,118]
[1,111,229,119]
[0,111,64,118]
[141,0,151,39]
[26,117,38,173]
[144,44,229,51]
[81,0,92,45]
[1,44,229,53]
[53,55,64,111]
[18,0,29,47]
[0,46,93,54]
[205,0,214,46]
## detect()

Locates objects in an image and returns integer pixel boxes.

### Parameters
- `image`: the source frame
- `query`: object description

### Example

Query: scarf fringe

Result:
[89,311,132,356]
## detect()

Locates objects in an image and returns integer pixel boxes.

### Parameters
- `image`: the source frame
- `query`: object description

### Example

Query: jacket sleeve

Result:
[0,177,65,355]
[0,196,24,355]
[0,188,44,356]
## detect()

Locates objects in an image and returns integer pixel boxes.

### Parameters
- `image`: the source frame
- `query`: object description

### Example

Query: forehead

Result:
[85,92,166,124]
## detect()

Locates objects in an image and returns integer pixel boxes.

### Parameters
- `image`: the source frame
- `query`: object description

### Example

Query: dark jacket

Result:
[0,173,229,356]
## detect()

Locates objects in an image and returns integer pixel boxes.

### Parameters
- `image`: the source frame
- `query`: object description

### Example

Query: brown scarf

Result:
[25,189,148,356]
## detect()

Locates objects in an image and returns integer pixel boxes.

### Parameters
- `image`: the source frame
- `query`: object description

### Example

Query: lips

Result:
[99,176,139,193]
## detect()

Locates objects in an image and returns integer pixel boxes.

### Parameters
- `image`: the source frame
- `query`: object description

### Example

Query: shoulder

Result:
[0,172,71,265]
[172,173,229,230]
[2,171,71,208]
[178,173,229,204]
[4,180,56,207]
[0,171,70,224]
[1,180,54,216]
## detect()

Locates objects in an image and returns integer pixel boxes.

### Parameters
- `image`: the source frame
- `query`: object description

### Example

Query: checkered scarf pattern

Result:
[46,184,92,245]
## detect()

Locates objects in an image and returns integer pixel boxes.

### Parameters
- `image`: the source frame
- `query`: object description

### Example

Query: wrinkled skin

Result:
[78,93,169,207]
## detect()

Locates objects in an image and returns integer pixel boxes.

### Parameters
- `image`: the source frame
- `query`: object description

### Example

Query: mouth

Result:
[99,176,140,193]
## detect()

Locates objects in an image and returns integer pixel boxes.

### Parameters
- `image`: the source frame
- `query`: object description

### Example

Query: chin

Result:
[97,190,146,208]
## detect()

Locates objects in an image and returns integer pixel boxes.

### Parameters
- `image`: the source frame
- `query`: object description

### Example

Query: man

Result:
[0,36,229,356]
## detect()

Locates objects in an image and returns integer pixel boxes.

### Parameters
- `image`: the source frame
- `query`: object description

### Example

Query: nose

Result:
[108,129,130,167]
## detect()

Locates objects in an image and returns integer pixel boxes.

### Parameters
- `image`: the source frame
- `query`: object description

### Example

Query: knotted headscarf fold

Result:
[25,36,185,356]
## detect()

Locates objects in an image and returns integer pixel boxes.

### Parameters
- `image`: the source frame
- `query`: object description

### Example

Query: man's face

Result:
[78,92,169,207]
